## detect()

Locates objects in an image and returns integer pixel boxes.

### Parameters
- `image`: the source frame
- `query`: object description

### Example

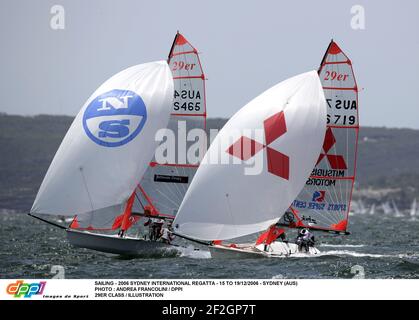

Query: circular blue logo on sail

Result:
[83,89,147,147]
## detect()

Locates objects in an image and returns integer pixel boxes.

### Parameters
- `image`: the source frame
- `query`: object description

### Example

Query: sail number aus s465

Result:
[174,90,202,112]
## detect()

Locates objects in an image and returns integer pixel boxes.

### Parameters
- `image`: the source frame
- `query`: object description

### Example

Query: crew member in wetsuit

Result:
[160,222,175,244]
[296,229,315,252]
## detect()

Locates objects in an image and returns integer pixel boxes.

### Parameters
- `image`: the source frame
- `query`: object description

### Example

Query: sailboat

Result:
[391,199,403,217]
[410,198,417,218]
[277,40,359,234]
[29,32,207,256]
[381,201,392,215]
[369,203,376,215]
[173,41,359,258]
[173,70,327,257]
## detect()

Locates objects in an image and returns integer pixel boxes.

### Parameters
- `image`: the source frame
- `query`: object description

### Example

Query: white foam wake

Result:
[320,244,365,248]
[319,250,396,258]
[173,245,211,259]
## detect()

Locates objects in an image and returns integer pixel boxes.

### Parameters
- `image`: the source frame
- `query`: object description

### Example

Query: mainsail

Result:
[135,32,207,218]
[174,71,327,241]
[279,41,359,233]
[30,61,174,221]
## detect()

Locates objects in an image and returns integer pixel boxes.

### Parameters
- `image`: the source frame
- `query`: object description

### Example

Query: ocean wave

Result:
[173,245,211,259]
[320,244,365,248]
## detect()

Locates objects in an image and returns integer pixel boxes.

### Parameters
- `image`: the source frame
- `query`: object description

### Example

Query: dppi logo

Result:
[312,191,326,203]
[6,280,46,298]
[83,89,147,147]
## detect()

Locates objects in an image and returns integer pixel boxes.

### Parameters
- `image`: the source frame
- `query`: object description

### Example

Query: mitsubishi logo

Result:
[316,127,347,170]
[226,111,289,180]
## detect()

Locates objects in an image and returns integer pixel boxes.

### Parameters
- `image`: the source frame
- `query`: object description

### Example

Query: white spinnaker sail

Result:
[173,71,327,241]
[136,32,207,218]
[31,61,174,216]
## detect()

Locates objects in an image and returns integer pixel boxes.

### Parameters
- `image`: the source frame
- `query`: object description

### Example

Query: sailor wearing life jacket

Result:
[296,229,315,252]
[160,221,175,244]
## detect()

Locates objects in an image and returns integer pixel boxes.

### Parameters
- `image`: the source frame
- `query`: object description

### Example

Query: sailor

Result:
[296,228,315,252]
[143,216,164,241]
[160,222,175,244]
[153,218,164,240]
[255,223,286,252]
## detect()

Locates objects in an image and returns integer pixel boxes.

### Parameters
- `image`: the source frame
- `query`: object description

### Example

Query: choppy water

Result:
[1,211,418,279]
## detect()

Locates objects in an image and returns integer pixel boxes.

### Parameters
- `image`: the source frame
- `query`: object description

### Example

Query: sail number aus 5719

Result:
[327,114,356,125]
[326,99,357,110]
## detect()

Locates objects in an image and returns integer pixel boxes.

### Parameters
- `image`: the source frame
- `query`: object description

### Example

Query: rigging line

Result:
[314,146,340,224]
[334,64,346,217]
[323,128,342,223]
[177,166,187,195]
[134,191,145,210]
[344,128,351,218]
[298,147,340,224]
[157,166,184,203]
[297,184,341,226]
[182,48,195,90]
[225,193,239,239]
[79,166,95,225]
[27,213,67,230]
[147,199,173,213]
[154,188,181,209]
[300,136,342,223]
[168,167,185,199]
[172,231,211,246]
[161,178,182,205]
[172,166,188,199]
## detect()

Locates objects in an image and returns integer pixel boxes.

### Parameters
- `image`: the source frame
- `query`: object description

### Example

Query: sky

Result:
[0,0,418,128]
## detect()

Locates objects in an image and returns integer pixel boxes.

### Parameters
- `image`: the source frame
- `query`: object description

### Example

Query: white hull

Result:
[66,229,179,257]
[209,242,320,258]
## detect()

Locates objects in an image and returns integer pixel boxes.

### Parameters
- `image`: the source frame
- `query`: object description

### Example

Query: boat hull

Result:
[209,241,320,258]
[66,229,178,257]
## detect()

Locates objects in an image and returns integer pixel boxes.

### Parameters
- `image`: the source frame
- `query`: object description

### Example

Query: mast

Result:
[135,32,207,219]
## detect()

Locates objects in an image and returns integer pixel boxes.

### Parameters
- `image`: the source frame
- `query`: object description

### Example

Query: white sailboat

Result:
[391,199,403,217]
[369,203,376,215]
[174,40,359,258]
[30,60,175,255]
[278,40,359,234]
[173,70,327,257]
[65,32,207,255]
[30,32,207,256]
[381,201,392,215]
